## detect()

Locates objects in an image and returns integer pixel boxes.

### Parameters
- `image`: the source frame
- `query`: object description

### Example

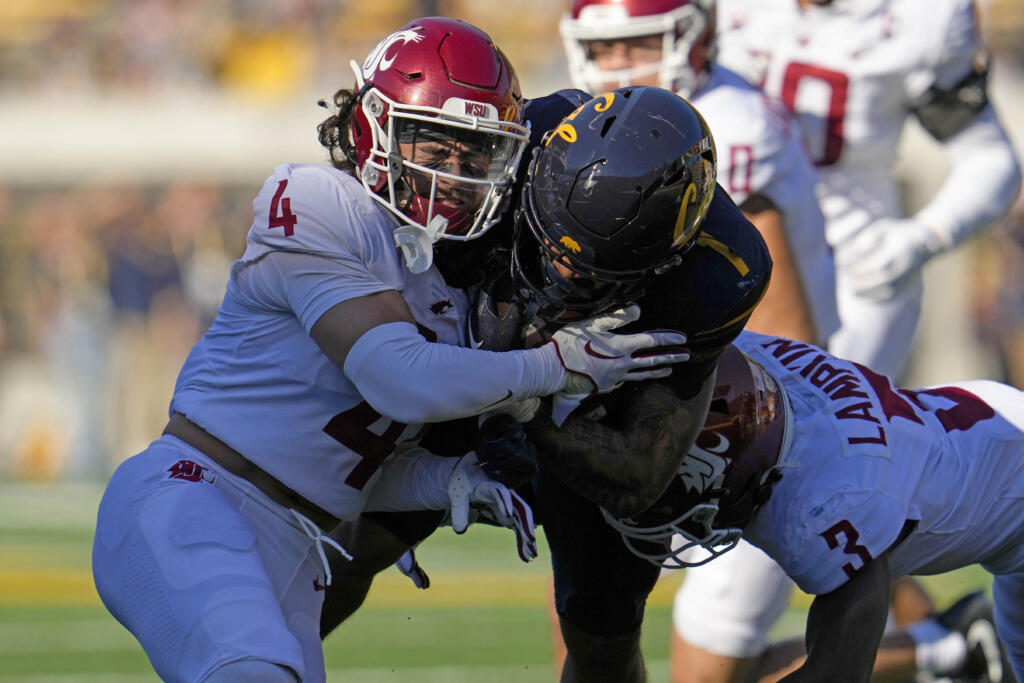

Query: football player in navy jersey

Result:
[321,86,774,683]
[504,86,771,682]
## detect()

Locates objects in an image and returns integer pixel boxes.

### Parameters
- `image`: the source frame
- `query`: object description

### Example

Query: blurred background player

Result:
[91,18,688,683]
[716,0,1021,381]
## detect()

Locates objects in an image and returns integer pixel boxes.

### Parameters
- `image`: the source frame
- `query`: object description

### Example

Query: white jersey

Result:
[170,163,469,520]
[735,331,1024,595]
[716,0,983,247]
[693,64,840,341]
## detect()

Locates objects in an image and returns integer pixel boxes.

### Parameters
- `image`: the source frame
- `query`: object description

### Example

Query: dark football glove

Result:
[475,413,539,489]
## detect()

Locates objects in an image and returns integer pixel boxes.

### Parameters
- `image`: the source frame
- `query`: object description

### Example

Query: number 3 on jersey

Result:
[821,519,872,579]
[269,179,298,236]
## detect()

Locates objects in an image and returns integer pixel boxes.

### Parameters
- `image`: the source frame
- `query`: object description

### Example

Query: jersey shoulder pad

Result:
[243,163,397,265]
[900,0,981,84]
[692,188,772,331]
[640,188,771,359]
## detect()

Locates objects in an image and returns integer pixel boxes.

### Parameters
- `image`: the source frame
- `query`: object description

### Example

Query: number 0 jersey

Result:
[716,0,984,248]
[171,163,469,520]
[734,331,1024,595]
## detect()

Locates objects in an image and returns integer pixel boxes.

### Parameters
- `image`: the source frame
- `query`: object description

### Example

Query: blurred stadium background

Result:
[0,0,1022,680]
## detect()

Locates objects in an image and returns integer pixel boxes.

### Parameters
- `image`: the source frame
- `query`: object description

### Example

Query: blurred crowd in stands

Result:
[0,0,1022,480]
[0,0,562,98]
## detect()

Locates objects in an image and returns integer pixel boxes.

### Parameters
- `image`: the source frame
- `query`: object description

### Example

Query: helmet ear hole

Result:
[708,398,729,414]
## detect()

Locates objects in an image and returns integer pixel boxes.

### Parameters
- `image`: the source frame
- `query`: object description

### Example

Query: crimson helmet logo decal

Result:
[678,431,729,495]
[361,28,424,80]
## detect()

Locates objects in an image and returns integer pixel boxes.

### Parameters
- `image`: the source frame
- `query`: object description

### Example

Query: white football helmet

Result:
[559,0,717,97]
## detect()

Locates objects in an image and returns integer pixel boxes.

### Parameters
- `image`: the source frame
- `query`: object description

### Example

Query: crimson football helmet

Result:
[347,17,530,272]
[560,0,716,97]
[512,85,716,323]
[602,344,792,568]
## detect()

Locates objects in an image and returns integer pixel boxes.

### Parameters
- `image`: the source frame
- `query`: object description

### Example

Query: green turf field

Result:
[0,482,992,682]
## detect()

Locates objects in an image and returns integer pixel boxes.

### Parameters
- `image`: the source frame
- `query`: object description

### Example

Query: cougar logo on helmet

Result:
[361,28,424,79]
[679,431,729,494]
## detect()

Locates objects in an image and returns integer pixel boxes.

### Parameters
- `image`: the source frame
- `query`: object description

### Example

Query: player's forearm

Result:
[344,321,566,424]
[742,205,819,345]
[526,375,715,518]
[917,106,1022,250]
[783,556,891,682]
[362,446,455,511]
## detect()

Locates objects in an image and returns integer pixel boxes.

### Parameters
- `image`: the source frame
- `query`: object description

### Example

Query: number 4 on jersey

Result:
[269,179,298,236]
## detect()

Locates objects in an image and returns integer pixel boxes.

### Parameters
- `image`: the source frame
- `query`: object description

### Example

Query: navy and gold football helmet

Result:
[512,85,716,324]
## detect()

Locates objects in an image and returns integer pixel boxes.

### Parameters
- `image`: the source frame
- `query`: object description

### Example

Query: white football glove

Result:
[549,305,689,395]
[837,217,947,301]
[447,451,538,562]
[394,548,430,589]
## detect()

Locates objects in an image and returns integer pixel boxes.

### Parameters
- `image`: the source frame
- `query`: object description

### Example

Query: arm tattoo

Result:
[525,372,716,518]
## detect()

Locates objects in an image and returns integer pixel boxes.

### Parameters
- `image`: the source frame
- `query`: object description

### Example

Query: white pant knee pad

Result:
[672,540,794,658]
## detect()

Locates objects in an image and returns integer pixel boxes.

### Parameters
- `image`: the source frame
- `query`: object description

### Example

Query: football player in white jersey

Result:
[603,332,1024,682]
[559,1,846,680]
[90,17,691,683]
[716,0,1021,380]
[562,0,839,349]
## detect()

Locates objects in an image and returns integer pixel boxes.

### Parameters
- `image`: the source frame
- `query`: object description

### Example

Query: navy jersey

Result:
[631,186,771,389]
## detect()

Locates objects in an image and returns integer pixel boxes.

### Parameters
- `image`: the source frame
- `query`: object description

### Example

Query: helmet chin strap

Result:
[394,213,448,274]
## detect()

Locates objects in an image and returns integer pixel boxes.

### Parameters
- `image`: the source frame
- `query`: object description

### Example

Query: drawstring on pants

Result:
[290,509,353,586]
